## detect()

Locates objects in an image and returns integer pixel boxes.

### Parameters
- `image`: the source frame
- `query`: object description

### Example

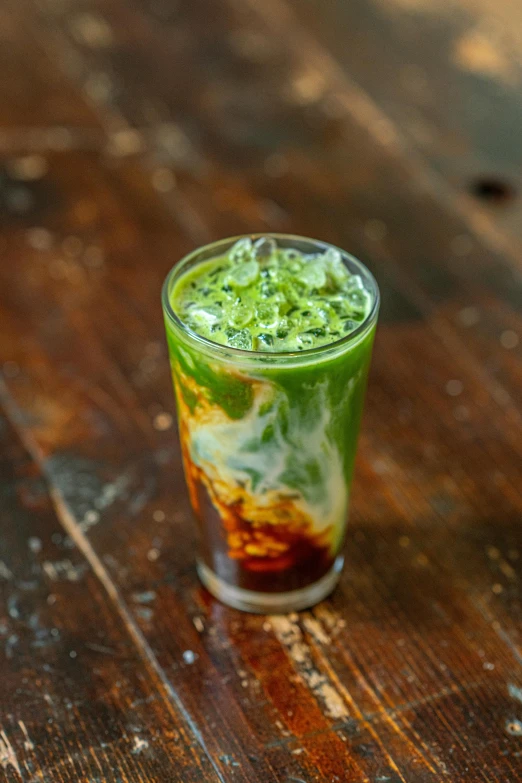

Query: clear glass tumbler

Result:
[162,235,379,612]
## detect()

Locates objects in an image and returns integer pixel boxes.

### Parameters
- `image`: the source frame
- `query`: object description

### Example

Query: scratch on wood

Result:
[499,559,517,580]
[508,683,522,705]
[0,561,13,580]
[93,474,131,513]
[0,729,22,778]
[85,642,116,655]
[307,638,442,779]
[473,596,522,666]
[302,615,331,645]
[372,680,488,722]
[269,615,349,719]
[18,721,34,751]
[47,490,227,783]
[0,373,226,781]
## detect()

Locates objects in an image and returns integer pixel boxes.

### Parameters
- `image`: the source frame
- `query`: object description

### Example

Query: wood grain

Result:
[0,409,224,782]
[0,0,521,781]
[286,0,522,244]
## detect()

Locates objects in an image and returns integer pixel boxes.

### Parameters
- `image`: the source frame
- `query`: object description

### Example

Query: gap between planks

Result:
[0,377,227,783]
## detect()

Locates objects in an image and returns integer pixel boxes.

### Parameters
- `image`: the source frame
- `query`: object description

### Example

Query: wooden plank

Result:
[0,5,101,148]
[1,143,521,780]
[0,0,520,780]
[0,409,223,783]
[27,0,522,415]
[0,148,437,781]
[283,0,522,244]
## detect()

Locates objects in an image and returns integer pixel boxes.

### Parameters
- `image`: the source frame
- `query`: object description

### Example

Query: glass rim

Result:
[162,233,380,361]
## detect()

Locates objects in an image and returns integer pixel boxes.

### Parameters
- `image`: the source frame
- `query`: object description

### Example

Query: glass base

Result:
[197,555,344,614]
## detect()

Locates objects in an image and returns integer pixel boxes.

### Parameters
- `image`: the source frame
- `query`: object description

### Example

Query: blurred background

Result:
[3,0,522,251]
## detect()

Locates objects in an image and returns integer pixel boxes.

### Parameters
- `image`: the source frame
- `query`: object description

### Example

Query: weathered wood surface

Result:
[0,0,521,780]
[287,0,522,244]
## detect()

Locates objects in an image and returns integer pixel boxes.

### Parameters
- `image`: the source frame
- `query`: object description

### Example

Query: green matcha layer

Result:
[171,237,373,352]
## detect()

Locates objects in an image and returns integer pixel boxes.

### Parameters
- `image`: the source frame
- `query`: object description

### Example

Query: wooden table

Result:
[1,0,521,780]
